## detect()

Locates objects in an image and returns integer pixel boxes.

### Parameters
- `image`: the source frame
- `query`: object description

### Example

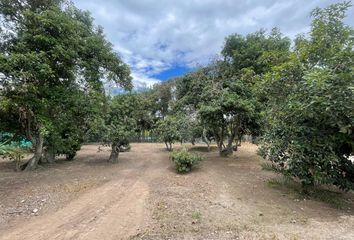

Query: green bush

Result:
[170,148,203,173]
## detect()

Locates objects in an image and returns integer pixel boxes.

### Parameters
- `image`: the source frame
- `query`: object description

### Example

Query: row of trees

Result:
[0,1,353,191]
[140,2,354,190]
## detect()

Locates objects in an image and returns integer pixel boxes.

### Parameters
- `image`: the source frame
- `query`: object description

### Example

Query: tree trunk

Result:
[169,142,173,151]
[108,143,120,163]
[165,142,173,151]
[202,129,210,151]
[219,124,239,157]
[23,133,44,171]
[142,129,146,142]
[220,146,233,157]
[43,146,56,164]
[217,140,223,155]
[66,152,76,161]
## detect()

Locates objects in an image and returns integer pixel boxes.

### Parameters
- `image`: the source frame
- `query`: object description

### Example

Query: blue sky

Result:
[72,0,354,90]
[152,66,190,81]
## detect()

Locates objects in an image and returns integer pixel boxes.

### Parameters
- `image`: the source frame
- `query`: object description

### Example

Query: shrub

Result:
[170,148,203,173]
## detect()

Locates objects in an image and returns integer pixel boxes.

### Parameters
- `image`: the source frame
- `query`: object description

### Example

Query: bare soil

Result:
[1,143,354,240]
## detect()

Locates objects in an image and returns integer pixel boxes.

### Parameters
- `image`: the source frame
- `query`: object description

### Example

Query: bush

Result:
[170,148,203,173]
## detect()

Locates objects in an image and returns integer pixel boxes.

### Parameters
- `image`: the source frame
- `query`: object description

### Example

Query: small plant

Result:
[261,162,282,173]
[267,176,346,209]
[0,141,27,171]
[170,148,203,173]
[191,211,202,222]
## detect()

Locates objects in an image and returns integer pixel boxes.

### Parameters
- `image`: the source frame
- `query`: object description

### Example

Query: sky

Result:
[72,0,354,91]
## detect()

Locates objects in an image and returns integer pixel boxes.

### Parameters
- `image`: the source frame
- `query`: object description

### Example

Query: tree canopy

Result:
[0,0,131,170]
[259,1,354,190]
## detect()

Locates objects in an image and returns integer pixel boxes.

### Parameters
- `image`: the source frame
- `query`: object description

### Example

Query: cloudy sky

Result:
[72,0,354,91]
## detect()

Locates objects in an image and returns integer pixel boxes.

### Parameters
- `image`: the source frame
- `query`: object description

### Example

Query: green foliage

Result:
[191,211,202,222]
[267,177,346,209]
[0,1,131,169]
[259,2,354,191]
[103,93,138,147]
[150,82,174,119]
[0,141,21,158]
[222,28,291,76]
[170,148,203,173]
[260,162,283,173]
[174,29,290,156]
[155,116,179,150]
[0,141,28,170]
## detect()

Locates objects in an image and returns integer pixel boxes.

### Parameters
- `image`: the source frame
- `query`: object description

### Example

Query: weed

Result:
[267,176,345,209]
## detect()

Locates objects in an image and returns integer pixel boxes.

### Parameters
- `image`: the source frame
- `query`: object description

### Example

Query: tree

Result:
[150,81,174,119]
[176,61,260,156]
[174,29,290,157]
[134,91,156,142]
[101,94,138,163]
[0,1,131,170]
[155,116,180,151]
[259,2,354,191]
[198,62,259,156]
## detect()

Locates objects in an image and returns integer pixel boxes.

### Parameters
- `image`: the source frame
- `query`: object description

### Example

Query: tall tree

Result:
[102,94,138,162]
[259,2,354,190]
[0,1,131,170]
[175,29,290,156]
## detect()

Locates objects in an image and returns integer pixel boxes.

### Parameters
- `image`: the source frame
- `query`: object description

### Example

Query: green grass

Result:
[267,176,346,209]
[261,162,282,173]
[191,211,202,222]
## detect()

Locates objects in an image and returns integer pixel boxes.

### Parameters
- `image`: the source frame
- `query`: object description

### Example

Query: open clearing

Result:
[1,143,354,240]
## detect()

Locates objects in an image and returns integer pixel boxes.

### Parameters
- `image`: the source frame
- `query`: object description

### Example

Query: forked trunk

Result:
[108,143,120,163]
[165,142,172,151]
[202,129,210,151]
[219,124,239,157]
[220,146,233,157]
[23,133,44,171]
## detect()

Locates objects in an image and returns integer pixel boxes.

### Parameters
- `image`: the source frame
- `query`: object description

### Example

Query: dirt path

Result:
[1,143,354,240]
[0,144,167,240]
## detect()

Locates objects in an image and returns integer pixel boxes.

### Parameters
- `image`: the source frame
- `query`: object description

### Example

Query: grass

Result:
[191,211,202,222]
[188,146,218,152]
[261,162,282,173]
[267,176,346,209]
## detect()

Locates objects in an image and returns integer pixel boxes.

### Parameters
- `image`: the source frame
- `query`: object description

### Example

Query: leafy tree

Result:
[222,28,291,76]
[176,61,259,156]
[199,62,259,156]
[150,81,174,119]
[0,1,131,170]
[155,116,180,151]
[259,2,354,190]
[100,94,138,163]
[175,29,290,156]
[134,91,156,141]
[170,148,203,173]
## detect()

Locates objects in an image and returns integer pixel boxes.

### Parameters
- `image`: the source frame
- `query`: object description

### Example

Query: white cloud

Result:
[73,0,354,89]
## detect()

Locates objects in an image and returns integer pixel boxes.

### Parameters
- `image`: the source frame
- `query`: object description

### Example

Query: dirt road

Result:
[1,143,354,240]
